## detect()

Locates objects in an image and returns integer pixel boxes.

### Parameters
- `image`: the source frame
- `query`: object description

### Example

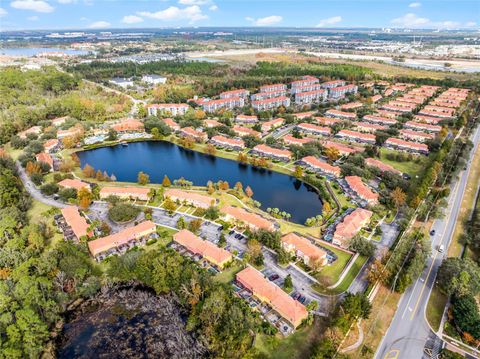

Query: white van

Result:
[438,244,445,253]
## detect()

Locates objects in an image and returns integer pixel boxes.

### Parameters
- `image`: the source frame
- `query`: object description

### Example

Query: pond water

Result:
[77,141,323,223]
[0,47,92,57]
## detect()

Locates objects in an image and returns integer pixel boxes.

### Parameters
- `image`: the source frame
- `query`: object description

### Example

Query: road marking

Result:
[384,349,400,359]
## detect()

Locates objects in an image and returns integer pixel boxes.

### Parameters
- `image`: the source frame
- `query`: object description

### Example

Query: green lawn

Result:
[315,247,354,287]
[254,317,325,359]
[215,262,243,284]
[426,286,448,332]
[314,254,367,294]
[379,148,426,177]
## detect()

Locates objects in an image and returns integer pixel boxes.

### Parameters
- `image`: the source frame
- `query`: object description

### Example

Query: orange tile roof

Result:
[404,121,442,132]
[204,119,222,128]
[363,115,397,125]
[325,109,357,119]
[345,176,379,204]
[302,156,341,177]
[252,96,289,106]
[385,137,429,153]
[112,118,144,132]
[58,178,90,191]
[365,158,401,174]
[297,123,331,135]
[233,125,261,138]
[337,130,376,142]
[180,127,207,140]
[36,152,53,168]
[43,138,59,151]
[253,144,292,159]
[261,118,285,131]
[236,266,308,327]
[314,117,341,126]
[283,134,313,146]
[173,229,232,268]
[340,101,363,110]
[100,186,150,199]
[211,135,245,148]
[413,115,444,125]
[61,206,92,239]
[236,114,258,121]
[222,206,275,231]
[333,208,373,243]
[163,118,180,130]
[165,188,216,209]
[293,111,316,119]
[88,220,156,257]
[321,140,364,156]
[400,129,434,141]
[354,122,386,132]
[281,232,327,264]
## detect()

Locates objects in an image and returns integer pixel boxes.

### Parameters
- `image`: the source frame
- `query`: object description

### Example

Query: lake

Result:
[77,141,323,223]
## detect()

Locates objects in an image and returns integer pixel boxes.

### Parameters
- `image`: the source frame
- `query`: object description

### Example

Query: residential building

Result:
[36,152,54,170]
[340,101,363,110]
[290,83,323,95]
[210,135,245,150]
[418,105,456,119]
[43,138,60,153]
[413,115,443,125]
[220,89,249,99]
[300,156,341,177]
[376,110,399,119]
[259,83,287,93]
[235,114,258,124]
[251,144,292,162]
[163,118,180,131]
[58,178,91,192]
[294,89,327,105]
[328,84,358,99]
[147,103,190,117]
[345,176,379,205]
[164,188,216,209]
[333,208,373,247]
[61,206,92,240]
[112,118,144,133]
[290,75,319,91]
[204,119,222,128]
[297,123,331,137]
[252,96,290,111]
[18,126,42,139]
[88,221,157,259]
[381,100,417,113]
[404,121,441,133]
[109,77,134,89]
[293,111,316,120]
[173,229,232,269]
[365,158,401,175]
[321,140,364,156]
[321,80,346,89]
[371,95,382,103]
[178,127,208,142]
[399,129,434,143]
[51,116,68,127]
[251,90,287,101]
[325,109,357,120]
[281,232,328,267]
[314,117,341,127]
[261,118,285,133]
[384,137,429,154]
[141,74,167,85]
[99,186,151,201]
[57,126,83,139]
[236,266,308,328]
[202,97,245,112]
[283,134,313,147]
[336,130,376,145]
[221,206,275,232]
[354,122,386,133]
[233,125,261,138]
[362,115,396,126]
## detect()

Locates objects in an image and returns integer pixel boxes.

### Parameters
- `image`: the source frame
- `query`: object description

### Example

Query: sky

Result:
[0,0,479,31]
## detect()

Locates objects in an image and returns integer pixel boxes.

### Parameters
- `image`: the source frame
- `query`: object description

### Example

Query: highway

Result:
[375,124,480,359]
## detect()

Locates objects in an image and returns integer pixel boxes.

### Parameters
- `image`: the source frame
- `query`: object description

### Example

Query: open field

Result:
[315,247,354,287]
[426,286,448,333]
[379,148,426,177]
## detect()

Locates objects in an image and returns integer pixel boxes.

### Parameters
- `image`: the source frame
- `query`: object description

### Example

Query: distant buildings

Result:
[325,109,356,120]
[233,125,261,138]
[384,137,429,155]
[35,152,54,170]
[202,97,245,112]
[252,96,290,111]
[18,126,42,139]
[297,123,331,137]
[261,118,285,133]
[235,114,259,124]
[220,89,249,99]
[141,74,167,85]
[336,130,376,145]
[111,118,144,133]
[294,89,327,105]
[147,103,190,117]
[109,77,134,89]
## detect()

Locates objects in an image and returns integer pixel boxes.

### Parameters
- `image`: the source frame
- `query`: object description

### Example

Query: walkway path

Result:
[340,320,364,353]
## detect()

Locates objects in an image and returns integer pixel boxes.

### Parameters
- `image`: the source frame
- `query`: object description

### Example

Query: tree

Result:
[26,161,42,175]
[82,164,95,178]
[294,165,303,178]
[205,144,216,155]
[40,183,59,196]
[341,292,372,320]
[218,233,226,248]
[349,236,376,257]
[323,202,331,214]
[451,294,480,340]
[247,239,263,265]
[107,129,117,141]
[367,258,389,285]
[95,170,104,181]
[284,274,293,292]
[245,186,254,198]
[164,197,177,214]
[78,188,92,209]
[437,258,480,297]
[176,216,186,229]
[162,175,171,187]
[204,206,219,220]
[137,171,150,185]
[237,152,248,163]
[188,218,203,234]
[391,187,406,209]
[234,181,243,193]
[325,147,340,162]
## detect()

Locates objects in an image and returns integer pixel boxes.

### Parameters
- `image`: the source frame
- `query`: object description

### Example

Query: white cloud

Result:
[391,13,470,29]
[27,15,38,20]
[122,15,143,24]
[57,0,77,3]
[246,15,282,26]
[138,5,207,23]
[10,0,54,13]
[0,7,7,17]
[89,20,111,29]
[408,2,421,8]
[209,4,218,11]
[316,16,342,27]
[178,0,210,4]
[464,21,477,28]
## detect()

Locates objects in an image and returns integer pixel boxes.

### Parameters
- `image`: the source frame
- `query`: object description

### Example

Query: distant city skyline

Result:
[1,0,479,31]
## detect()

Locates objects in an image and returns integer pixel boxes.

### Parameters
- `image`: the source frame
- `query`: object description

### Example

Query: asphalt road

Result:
[375,124,480,359]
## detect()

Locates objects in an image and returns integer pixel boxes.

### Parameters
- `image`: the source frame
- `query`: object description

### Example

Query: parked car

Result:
[268,274,279,281]
[430,229,436,236]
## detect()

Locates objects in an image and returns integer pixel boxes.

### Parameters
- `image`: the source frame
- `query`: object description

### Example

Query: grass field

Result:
[426,287,448,333]
[254,317,326,359]
[324,255,368,294]
[215,262,243,284]
[315,247,354,287]
[379,148,426,177]
[448,142,480,257]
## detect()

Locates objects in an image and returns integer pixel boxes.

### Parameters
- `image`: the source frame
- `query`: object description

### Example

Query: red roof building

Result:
[36,152,53,169]
[365,158,401,175]
[385,137,429,154]
[222,206,275,232]
[283,134,313,147]
[235,114,259,124]
[297,123,331,136]
[252,96,290,111]
[165,188,216,209]
[261,118,285,133]
[345,176,379,205]
[404,121,441,133]
[325,109,357,120]
[178,127,208,142]
[99,186,151,201]
[336,130,376,144]
[333,208,373,247]
[210,135,245,150]
[219,89,249,99]
[281,232,328,267]
[233,125,261,138]
[58,178,90,192]
[301,156,341,177]
[252,144,292,161]
[399,129,434,143]
[61,206,93,240]
[147,103,189,117]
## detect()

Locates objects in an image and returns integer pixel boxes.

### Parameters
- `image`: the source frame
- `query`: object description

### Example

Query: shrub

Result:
[108,203,140,222]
